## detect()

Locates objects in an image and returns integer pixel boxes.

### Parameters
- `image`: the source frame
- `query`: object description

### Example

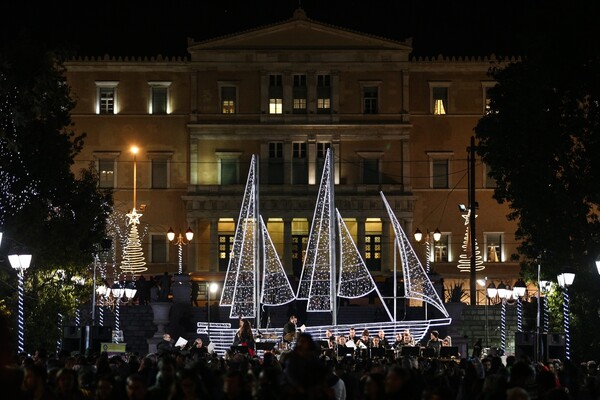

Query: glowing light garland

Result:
[120,209,147,275]
[381,192,449,318]
[75,308,81,327]
[0,74,38,226]
[220,156,257,318]
[516,297,523,332]
[563,288,571,360]
[543,297,549,333]
[56,313,64,355]
[260,215,295,306]
[457,211,484,272]
[16,269,25,352]
[297,150,333,312]
[501,299,507,353]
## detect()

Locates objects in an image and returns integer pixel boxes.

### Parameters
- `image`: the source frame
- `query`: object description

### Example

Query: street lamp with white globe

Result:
[9,252,32,353]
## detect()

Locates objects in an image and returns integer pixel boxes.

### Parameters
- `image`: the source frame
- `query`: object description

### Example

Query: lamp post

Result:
[557,272,575,360]
[167,227,194,275]
[496,281,512,354]
[8,252,32,353]
[513,278,527,333]
[413,228,441,273]
[207,282,219,342]
[485,280,497,349]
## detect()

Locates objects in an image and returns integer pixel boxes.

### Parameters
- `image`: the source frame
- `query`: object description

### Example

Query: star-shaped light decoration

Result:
[126,208,142,225]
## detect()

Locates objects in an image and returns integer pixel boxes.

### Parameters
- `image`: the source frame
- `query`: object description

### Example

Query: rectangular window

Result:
[317,74,331,114]
[218,234,234,271]
[221,159,237,185]
[484,163,498,188]
[293,74,307,114]
[99,88,115,114]
[432,86,448,115]
[151,87,168,114]
[484,86,492,114]
[316,142,331,179]
[363,159,380,184]
[433,234,449,262]
[363,86,379,114]
[292,142,308,184]
[221,86,236,114]
[268,142,284,184]
[152,159,168,189]
[269,74,283,114]
[485,233,503,262]
[151,234,167,263]
[432,159,449,188]
[98,159,115,188]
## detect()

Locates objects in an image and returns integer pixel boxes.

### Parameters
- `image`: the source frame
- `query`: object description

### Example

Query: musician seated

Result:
[357,329,371,349]
[325,329,336,348]
[394,329,414,348]
[346,327,358,345]
[442,336,452,346]
[426,330,442,357]
[377,329,390,349]
[283,314,298,343]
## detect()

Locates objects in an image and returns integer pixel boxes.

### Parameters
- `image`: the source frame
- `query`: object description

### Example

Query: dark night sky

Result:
[0,0,587,58]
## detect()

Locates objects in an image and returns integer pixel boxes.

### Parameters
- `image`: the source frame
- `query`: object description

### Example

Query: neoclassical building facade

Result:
[66,10,521,303]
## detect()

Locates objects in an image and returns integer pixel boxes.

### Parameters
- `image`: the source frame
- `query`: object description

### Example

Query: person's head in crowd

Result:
[126,374,148,400]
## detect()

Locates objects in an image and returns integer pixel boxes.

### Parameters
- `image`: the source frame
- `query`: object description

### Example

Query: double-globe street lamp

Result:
[557,272,575,360]
[167,227,194,275]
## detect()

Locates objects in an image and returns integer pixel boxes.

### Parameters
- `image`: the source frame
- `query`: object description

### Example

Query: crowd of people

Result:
[3,321,600,400]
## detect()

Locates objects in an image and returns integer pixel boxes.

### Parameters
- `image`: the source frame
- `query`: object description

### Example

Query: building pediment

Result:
[188,9,412,55]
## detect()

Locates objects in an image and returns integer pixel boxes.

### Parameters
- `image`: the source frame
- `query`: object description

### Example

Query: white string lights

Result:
[297,150,333,312]
[260,216,295,306]
[220,155,257,319]
[381,192,449,318]
[120,209,147,274]
[457,210,484,272]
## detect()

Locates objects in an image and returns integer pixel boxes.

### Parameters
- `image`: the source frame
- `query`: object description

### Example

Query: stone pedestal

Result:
[147,302,172,354]
[172,274,191,304]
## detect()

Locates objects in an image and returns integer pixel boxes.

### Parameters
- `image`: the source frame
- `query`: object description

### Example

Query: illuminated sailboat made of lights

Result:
[210,150,450,355]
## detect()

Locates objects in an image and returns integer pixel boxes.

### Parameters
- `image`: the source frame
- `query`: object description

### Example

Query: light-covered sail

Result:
[337,209,393,321]
[380,192,449,317]
[260,215,295,306]
[297,149,333,312]
[220,156,257,318]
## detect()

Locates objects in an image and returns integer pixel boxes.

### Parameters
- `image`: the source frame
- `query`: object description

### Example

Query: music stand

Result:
[231,345,249,355]
[421,347,436,358]
[317,340,329,349]
[439,346,459,358]
[337,346,355,358]
[371,347,386,358]
[400,346,420,357]
[255,342,277,351]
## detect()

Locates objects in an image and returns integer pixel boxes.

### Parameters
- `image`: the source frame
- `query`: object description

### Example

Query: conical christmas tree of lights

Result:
[120,209,147,274]
[260,215,295,306]
[457,210,484,272]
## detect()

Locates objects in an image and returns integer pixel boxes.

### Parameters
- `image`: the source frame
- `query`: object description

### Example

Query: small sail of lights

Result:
[381,192,449,318]
[260,215,295,306]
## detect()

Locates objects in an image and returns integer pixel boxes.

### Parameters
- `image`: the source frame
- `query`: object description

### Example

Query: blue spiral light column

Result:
[557,272,575,360]
[513,279,527,333]
[8,253,32,353]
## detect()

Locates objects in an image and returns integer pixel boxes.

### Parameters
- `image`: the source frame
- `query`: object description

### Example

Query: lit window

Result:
[221,86,237,114]
[98,159,115,188]
[293,74,307,114]
[429,82,450,115]
[482,82,495,115]
[269,74,283,114]
[95,81,118,114]
[434,234,450,262]
[317,74,331,114]
[485,233,503,262]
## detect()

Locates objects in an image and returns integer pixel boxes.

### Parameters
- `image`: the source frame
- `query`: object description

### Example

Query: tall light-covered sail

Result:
[220,156,257,318]
[260,215,296,306]
[380,192,449,317]
[297,149,333,312]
